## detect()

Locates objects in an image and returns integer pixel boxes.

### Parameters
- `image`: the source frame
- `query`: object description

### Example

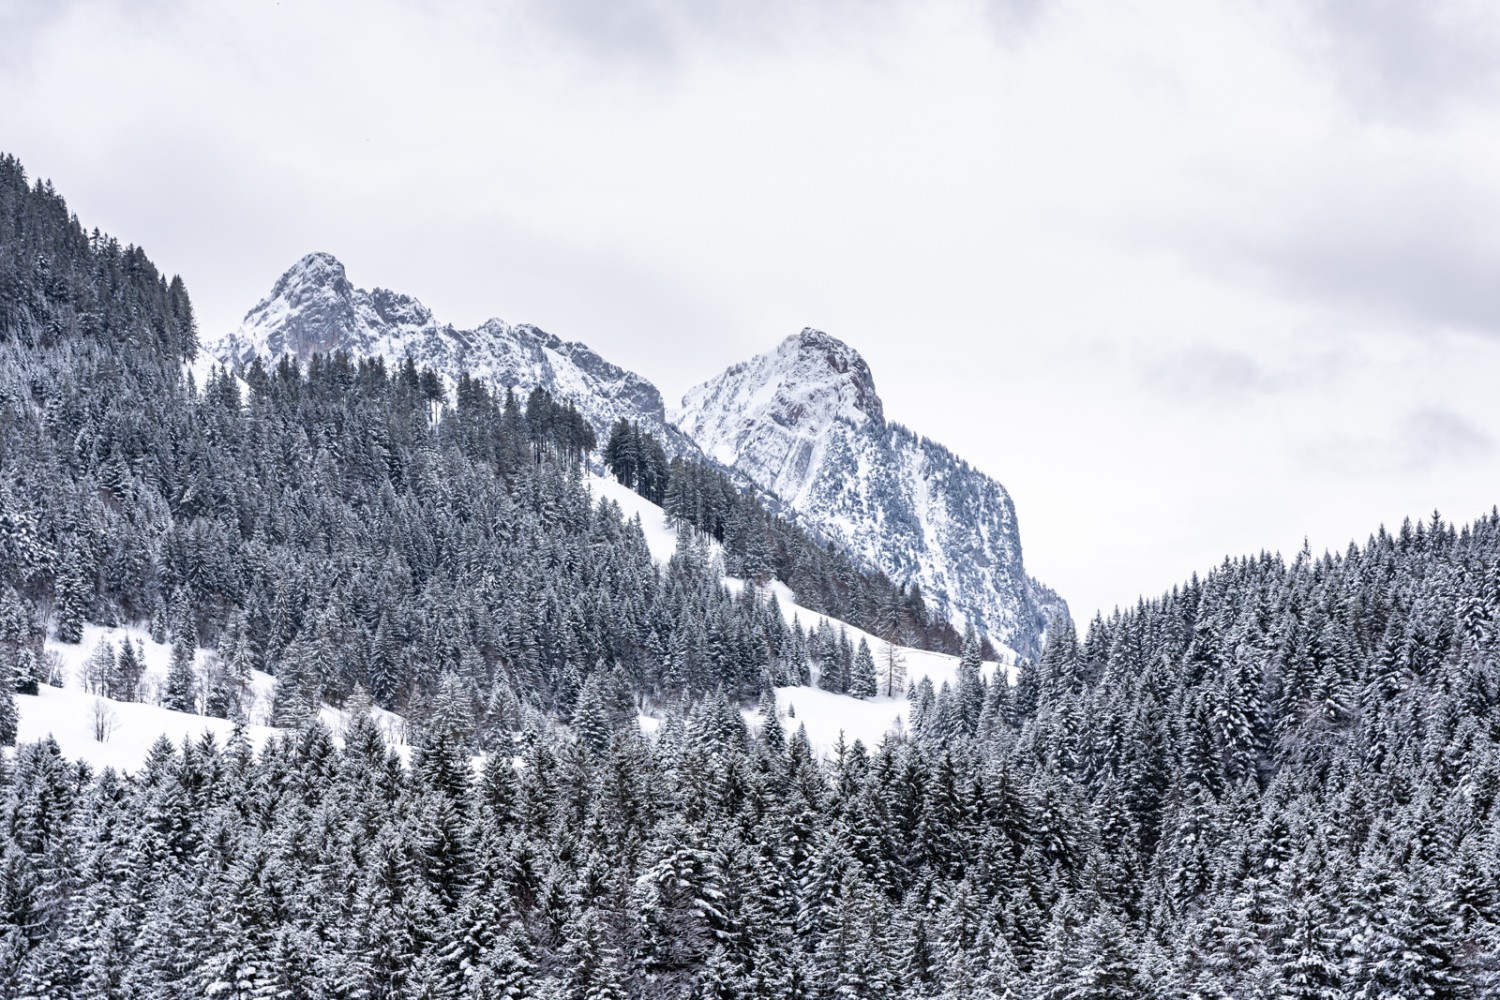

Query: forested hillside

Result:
[2,154,1499,998]
[4,508,1499,998]
[0,154,963,751]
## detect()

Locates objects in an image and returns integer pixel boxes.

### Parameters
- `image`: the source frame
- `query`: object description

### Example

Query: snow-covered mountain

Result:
[675,328,1065,658]
[212,258,1066,655]
[209,252,698,455]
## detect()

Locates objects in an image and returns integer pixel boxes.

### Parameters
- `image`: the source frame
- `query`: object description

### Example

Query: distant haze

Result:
[6,0,1500,620]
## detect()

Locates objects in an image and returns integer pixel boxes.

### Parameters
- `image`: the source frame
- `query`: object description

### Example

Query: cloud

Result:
[0,2,75,76]
[1401,406,1494,469]
[1297,403,1494,480]
[1138,338,1356,405]
[982,0,1047,41]
[1142,345,1286,401]
[510,0,906,70]
[1166,165,1500,340]
[1296,0,1500,125]
[506,0,1051,71]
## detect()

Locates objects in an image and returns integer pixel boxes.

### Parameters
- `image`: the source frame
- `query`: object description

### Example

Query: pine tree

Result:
[111,638,145,702]
[1277,899,1344,1000]
[53,546,90,644]
[0,654,16,745]
[149,600,170,645]
[850,639,878,699]
[163,638,197,713]
[756,690,784,752]
[562,909,628,1000]
[956,624,985,733]
[636,822,730,989]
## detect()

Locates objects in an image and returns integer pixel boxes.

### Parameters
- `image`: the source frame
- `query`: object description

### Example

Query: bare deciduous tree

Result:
[881,639,907,698]
[90,699,117,743]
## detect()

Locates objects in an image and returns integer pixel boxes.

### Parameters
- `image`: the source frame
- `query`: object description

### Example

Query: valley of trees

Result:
[2,154,1499,998]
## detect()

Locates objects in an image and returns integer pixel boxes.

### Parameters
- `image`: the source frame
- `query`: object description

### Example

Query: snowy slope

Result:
[728,578,1010,756]
[675,329,1067,659]
[207,253,699,457]
[588,472,1008,755]
[588,472,686,564]
[12,623,408,772]
[14,475,669,771]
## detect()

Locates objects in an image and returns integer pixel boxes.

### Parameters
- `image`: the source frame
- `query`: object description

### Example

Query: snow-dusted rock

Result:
[675,328,1065,657]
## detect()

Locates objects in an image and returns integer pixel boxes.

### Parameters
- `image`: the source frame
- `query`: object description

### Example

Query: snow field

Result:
[12,622,408,772]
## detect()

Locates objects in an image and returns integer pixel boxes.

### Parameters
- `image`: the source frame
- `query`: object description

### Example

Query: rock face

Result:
[674,329,1065,657]
[210,252,696,455]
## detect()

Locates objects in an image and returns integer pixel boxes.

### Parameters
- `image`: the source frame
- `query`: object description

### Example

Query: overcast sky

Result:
[5,0,1500,620]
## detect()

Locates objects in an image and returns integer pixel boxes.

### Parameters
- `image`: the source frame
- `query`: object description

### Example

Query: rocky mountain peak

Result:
[368,287,435,328]
[223,252,385,364]
[674,329,884,472]
[676,329,1065,656]
[280,250,349,287]
[772,328,885,425]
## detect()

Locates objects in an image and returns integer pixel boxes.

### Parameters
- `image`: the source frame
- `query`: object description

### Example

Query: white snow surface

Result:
[11,623,408,772]
[586,472,685,564]
[675,328,1065,658]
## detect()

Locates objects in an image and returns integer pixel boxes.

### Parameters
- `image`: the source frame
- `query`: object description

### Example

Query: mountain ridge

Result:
[211,252,700,458]
[212,256,1066,655]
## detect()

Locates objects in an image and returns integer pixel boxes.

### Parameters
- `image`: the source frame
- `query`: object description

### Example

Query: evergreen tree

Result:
[0,654,16,745]
[850,639,878,699]
[163,639,197,713]
[53,547,89,644]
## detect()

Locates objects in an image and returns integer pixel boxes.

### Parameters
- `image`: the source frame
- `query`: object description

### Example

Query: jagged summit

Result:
[278,250,346,285]
[221,253,448,366]
[209,254,699,457]
[676,330,1065,656]
[777,327,884,423]
[674,328,884,495]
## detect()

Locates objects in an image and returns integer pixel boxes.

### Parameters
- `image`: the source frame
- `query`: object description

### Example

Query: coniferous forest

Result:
[2,154,1500,999]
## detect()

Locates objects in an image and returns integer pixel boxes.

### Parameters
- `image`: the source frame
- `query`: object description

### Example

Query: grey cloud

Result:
[983,0,1046,41]
[1179,172,1500,339]
[1140,342,1351,403]
[1300,0,1500,125]
[1299,405,1493,478]
[512,0,1044,69]
[1142,345,1285,401]
[0,0,196,79]
[0,3,75,76]
[514,0,902,69]
[1401,406,1494,469]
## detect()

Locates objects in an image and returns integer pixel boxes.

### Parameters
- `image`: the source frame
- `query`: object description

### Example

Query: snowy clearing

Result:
[11,623,409,772]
